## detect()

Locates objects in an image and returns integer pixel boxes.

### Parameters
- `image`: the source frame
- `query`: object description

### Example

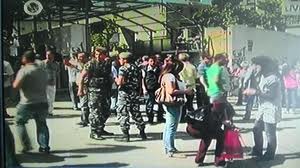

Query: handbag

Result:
[221,128,244,160]
[155,76,184,106]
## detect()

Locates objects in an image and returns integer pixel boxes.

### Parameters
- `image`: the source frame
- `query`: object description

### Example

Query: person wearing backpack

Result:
[194,54,228,167]
[142,56,164,124]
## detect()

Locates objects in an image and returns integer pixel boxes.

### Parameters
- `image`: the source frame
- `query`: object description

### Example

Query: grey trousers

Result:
[253,119,277,157]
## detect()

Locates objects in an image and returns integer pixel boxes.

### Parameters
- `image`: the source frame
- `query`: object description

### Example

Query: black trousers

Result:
[69,82,80,109]
[253,119,277,157]
[181,93,195,122]
[146,89,164,121]
[236,88,243,105]
[196,84,210,108]
[245,95,255,119]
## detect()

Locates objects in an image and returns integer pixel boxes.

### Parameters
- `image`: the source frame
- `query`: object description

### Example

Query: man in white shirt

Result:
[4,60,14,118]
[41,50,59,116]
[63,53,80,110]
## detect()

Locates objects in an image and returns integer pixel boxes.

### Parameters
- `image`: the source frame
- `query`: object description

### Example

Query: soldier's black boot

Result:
[157,115,165,123]
[115,130,130,142]
[99,129,114,136]
[90,131,105,140]
[139,129,147,140]
[146,113,154,125]
[148,116,154,125]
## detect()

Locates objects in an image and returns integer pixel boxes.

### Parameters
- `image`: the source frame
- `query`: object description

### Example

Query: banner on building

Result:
[284,0,300,16]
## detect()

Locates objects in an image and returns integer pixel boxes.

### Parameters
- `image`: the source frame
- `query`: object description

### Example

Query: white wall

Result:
[231,25,300,64]
[286,27,300,36]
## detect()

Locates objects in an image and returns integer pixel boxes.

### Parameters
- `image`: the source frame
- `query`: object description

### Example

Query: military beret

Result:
[119,52,132,59]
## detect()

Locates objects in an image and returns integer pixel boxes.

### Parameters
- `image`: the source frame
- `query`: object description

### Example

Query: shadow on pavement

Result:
[54,107,74,110]
[239,126,296,134]
[282,116,300,121]
[233,119,256,124]
[52,144,145,154]
[227,152,300,168]
[57,162,129,168]
[125,131,194,142]
[226,158,258,168]
[47,114,81,119]
[5,120,15,125]
[105,121,120,126]
[17,153,86,164]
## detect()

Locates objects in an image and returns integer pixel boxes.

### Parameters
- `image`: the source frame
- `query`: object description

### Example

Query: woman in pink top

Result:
[283,65,298,113]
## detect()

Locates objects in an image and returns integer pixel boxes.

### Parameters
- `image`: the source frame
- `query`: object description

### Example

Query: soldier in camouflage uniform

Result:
[115,52,147,142]
[78,47,114,140]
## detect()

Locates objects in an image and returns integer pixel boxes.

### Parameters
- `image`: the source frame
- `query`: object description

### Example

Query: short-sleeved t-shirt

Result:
[41,61,59,85]
[206,63,222,97]
[16,64,48,104]
[4,61,14,87]
[197,62,208,77]
[179,62,198,90]
[161,73,186,102]
[162,73,186,91]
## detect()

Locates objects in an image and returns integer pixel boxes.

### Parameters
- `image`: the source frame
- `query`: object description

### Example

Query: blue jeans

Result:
[285,88,297,112]
[15,103,50,150]
[163,105,182,153]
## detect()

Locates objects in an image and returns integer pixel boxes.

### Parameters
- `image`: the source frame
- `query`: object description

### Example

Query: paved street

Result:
[6,97,300,168]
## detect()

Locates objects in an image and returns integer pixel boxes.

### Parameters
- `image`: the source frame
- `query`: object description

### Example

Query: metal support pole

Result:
[85,0,90,52]
[150,31,153,53]
[33,17,37,34]
[132,32,136,54]
[47,13,52,31]
[33,16,38,52]
[0,0,4,166]
[17,20,21,36]
[59,0,63,28]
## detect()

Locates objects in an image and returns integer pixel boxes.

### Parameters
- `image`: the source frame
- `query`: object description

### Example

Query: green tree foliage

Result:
[193,0,244,30]
[193,0,285,31]
[257,0,285,31]
[91,19,119,49]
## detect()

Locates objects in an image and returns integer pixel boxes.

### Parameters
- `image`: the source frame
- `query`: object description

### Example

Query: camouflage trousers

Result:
[88,91,110,133]
[117,91,145,132]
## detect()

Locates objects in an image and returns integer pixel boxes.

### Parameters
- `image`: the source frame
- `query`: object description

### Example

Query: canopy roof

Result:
[14,0,211,33]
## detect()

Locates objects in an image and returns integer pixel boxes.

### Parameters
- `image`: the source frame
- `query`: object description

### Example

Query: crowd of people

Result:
[3,45,300,167]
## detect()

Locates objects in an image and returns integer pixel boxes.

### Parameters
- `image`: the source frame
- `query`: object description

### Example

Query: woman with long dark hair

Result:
[159,57,193,157]
[244,56,282,161]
